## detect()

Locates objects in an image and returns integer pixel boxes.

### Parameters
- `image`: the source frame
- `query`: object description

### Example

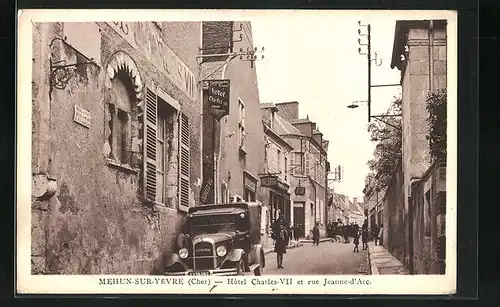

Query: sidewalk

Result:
[368,241,409,275]
[263,240,303,255]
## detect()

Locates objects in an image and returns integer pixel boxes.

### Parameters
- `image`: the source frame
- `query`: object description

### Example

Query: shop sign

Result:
[73,105,91,128]
[106,22,197,100]
[208,79,230,120]
[261,175,289,192]
[295,186,305,195]
[244,174,257,192]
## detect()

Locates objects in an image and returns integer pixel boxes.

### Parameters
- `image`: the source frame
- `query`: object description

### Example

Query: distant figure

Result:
[372,224,379,244]
[274,223,289,269]
[353,230,360,253]
[343,225,350,243]
[377,224,384,246]
[362,220,369,250]
[293,224,300,241]
[312,222,320,245]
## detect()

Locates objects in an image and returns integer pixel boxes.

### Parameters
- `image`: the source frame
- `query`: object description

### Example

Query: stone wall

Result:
[31,22,202,274]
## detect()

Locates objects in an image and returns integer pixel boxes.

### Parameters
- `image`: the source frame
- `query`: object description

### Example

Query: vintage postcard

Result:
[17,9,457,295]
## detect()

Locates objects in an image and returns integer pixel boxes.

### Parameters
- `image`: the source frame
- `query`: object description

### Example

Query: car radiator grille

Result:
[194,241,215,270]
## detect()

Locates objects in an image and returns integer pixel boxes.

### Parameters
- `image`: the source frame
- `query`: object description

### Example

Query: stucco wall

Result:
[216,22,266,200]
[31,22,202,274]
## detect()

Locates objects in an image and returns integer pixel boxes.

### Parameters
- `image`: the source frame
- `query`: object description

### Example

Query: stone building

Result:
[384,19,448,274]
[31,22,202,274]
[362,172,386,233]
[271,101,329,239]
[259,103,293,244]
[199,21,266,208]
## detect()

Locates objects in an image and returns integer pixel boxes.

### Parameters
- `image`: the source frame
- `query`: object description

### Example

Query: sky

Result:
[252,12,403,200]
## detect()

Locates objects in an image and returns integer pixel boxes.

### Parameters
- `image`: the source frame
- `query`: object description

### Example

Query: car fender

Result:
[249,244,265,268]
[165,253,187,270]
[224,248,245,262]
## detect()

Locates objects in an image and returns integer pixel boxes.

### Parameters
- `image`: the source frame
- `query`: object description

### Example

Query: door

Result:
[293,202,305,238]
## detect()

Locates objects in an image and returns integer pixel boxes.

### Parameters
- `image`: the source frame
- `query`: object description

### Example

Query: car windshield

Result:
[188,214,247,235]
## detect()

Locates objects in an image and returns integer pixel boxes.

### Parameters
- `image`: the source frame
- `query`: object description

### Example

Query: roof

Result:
[260,103,279,112]
[274,113,304,136]
[290,118,312,125]
[188,202,261,215]
[263,122,294,151]
[390,19,448,70]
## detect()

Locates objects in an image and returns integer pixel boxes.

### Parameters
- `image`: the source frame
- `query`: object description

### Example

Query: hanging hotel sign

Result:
[295,186,306,196]
[73,105,91,128]
[106,22,197,100]
[208,79,230,120]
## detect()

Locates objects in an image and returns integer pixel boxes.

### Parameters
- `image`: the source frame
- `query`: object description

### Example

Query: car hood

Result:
[192,232,236,244]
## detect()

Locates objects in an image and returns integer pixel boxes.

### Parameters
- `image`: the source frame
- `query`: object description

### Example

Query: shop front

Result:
[260,174,291,226]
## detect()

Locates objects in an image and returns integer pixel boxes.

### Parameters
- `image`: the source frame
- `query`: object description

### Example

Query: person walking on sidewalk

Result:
[353,230,360,253]
[377,224,384,246]
[361,220,369,250]
[274,223,289,269]
[312,222,320,246]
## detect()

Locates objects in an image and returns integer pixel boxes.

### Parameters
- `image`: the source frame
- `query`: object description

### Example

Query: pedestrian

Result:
[343,225,349,243]
[274,223,289,269]
[377,224,384,246]
[361,220,368,250]
[372,224,378,245]
[293,224,299,241]
[312,222,320,245]
[353,230,360,253]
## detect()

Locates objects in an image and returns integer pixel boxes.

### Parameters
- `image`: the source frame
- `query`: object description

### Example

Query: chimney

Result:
[202,21,234,62]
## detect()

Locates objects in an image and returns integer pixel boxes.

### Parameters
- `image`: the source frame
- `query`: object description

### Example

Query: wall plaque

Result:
[73,105,91,128]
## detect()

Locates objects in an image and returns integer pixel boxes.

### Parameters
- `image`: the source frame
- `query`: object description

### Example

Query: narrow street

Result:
[264,241,370,275]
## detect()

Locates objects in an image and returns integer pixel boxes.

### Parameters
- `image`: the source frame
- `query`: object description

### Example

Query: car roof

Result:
[188,202,261,215]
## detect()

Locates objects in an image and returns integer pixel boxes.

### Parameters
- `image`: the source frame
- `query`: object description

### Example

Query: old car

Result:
[164,202,266,276]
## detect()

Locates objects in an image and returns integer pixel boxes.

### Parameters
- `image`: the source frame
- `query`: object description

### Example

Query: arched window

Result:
[103,51,143,171]
[108,71,135,164]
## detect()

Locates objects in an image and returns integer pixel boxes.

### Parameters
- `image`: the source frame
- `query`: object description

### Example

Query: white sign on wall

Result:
[73,105,91,128]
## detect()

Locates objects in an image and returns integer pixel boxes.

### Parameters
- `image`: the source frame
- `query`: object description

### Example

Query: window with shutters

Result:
[305,152,311,176]
[179,113,191,212]
[293,152,304,175]
[143,86,182,209]
[238,99,246,150]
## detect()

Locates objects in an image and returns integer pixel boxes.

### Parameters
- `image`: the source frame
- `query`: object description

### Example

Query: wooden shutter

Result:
[178,112,190,212]
[143,87,158,203]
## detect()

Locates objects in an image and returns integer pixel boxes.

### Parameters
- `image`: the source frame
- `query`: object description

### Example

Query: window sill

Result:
[106,158,140,174]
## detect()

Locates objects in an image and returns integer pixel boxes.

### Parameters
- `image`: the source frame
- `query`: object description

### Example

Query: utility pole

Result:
[358,21,397,123]
[367,24,371,123]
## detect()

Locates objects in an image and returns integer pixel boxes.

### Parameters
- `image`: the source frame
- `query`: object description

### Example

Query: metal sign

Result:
[73,105,91,128]
[295,187,305,196]
[208,79,230,120]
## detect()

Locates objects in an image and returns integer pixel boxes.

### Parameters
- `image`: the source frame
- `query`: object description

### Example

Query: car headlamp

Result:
[178,248,189,259]
[240,213,245,219]
[216,245,227,257]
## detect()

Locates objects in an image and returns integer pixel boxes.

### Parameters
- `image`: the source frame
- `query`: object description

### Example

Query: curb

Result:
[367,244,378,275]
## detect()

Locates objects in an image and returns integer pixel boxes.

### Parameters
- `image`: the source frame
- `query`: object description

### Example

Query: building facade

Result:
[272,102,329,239]
[259,103,294,244]
[31,22,202,274]
[199,21,266,205]
[385,19,448,274]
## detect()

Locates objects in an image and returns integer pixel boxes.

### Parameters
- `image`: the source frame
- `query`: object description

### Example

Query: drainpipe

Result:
[428,20,434,92]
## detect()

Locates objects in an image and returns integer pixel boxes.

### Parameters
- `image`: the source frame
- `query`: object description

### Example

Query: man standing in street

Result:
[312,222,320,246]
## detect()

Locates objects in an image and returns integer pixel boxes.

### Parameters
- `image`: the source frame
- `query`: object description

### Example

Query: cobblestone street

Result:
[264,241,370,275]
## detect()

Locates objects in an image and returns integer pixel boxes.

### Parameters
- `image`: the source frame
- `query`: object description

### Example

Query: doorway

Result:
[293,202,305,239]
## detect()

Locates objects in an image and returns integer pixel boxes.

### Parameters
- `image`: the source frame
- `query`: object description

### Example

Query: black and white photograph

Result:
[17,9,457,294]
